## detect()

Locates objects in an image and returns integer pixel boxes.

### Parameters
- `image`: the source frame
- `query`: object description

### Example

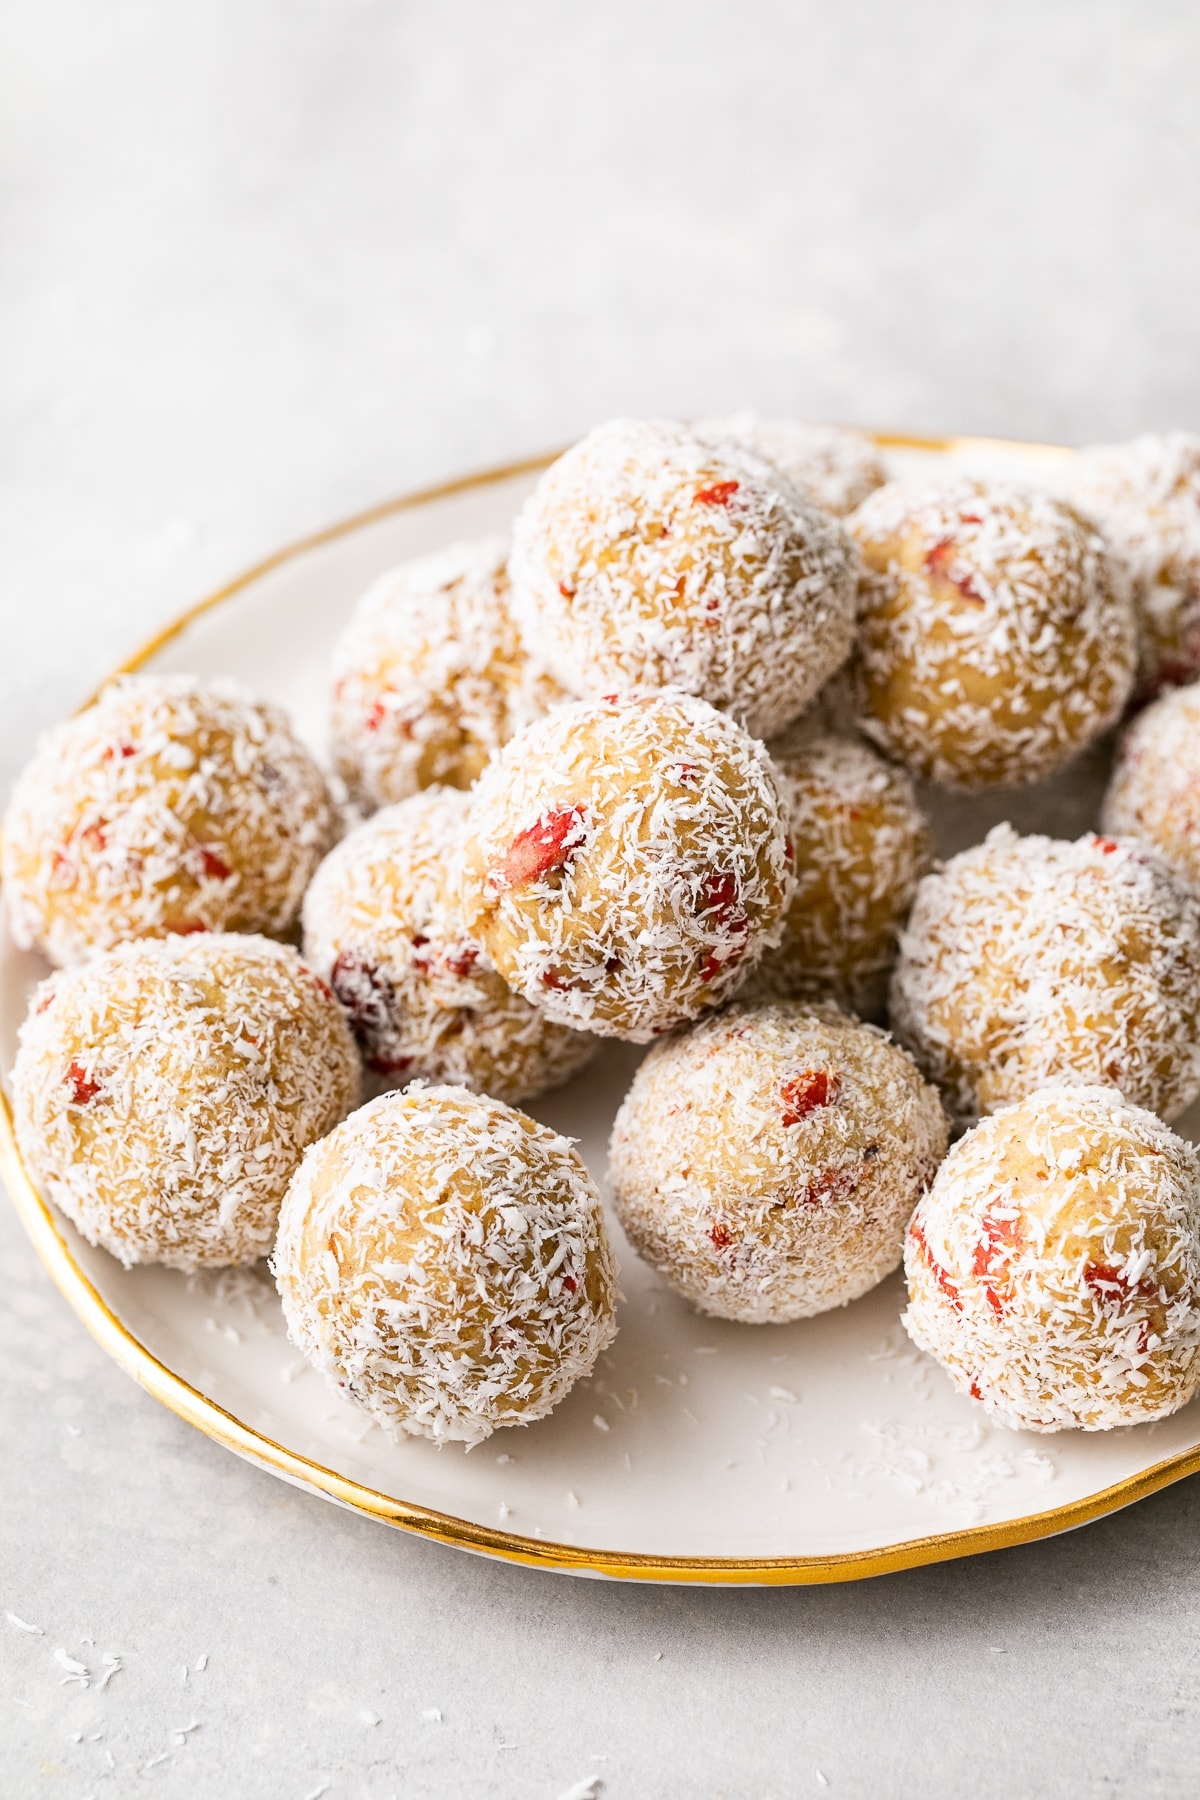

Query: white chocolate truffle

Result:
[453,691,794,1043]
[747,732,932,1020]
[13,934,360,1270]
[1070,432,1200,699]
[2,675,337,966]
[903,1085,1200,1432]
[273,1085,618,1445]
[302,789,595,1103]
[508,418,859,739]
[695,415,887,517]
[330,538,566,808]
[890,825,1200,1128]
[847,481,1136,790]
[1103,681,1200,896]
[609,1001,948,1323]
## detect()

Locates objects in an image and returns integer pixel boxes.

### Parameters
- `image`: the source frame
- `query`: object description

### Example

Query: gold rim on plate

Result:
[9,426,1194,1587]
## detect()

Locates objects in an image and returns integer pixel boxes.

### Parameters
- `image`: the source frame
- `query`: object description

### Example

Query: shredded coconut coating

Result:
[1,675,337,967]
[453,691,794,1043]
[1103,682,1200,897]
[1069,433,1200,699]
[745,732,932,1021]
[272,1085,618,1445]
[903,1084,1200,1432]
[695,415,887,518]
[890,824,1200,1129]
[508,418,859,739]
[609,1000,948,1323]
[330,538,567,809]
[13,933,360,1270]
[302,789,595,1104]
[847,480,1136,791]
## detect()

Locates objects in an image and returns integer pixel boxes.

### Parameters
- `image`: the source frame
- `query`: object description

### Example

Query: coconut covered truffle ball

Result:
[2,675,337,966]
[453,690,794,1042]
[847,480,1136,790]
[903,1085,1200,1432]
[273,1085,618,1445]
[1070,432,1200,699]
[609,1001,948,1324]
[302,788,594,1103]
[1103,682,1200,896]
[330,538,566,809]
[747,732,932,1020]
[13,934,359,1270]
[890,824,1200,1128]
[695,415,887,517]
[508,418,859,739]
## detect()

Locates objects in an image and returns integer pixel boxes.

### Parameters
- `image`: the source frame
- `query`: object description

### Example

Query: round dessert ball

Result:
[13,933,360,1270]
[847,480,1136,790]
[1103,682,1200,896]
[453,690,794,1042]
[273,1085,618,1445]
[903,1084,1200,1432]
[508,418,859,739]
[890,824,1200,1128]
[302,788,595,1103]
[330,537,566,809]
[695,415,887,517]
[2,675,337,966]
[608,1001,948,1324]
[1069,432,1200,699]
[747,731,932,1020]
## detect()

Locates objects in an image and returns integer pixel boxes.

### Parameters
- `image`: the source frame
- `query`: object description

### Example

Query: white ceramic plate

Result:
[5,434,1200,1585]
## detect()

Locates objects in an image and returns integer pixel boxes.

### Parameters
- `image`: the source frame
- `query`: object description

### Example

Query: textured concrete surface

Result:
[3,3,1200,1795]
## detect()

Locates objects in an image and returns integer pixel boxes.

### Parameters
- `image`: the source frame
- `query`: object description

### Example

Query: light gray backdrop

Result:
[3,3,1199,1795]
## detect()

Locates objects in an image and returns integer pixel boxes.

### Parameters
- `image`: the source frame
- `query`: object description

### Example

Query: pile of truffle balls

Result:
[6,417,1200,1448]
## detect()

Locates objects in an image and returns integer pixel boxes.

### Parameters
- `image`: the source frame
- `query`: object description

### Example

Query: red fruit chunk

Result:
[780,1070,840,1126]
[800,1165,856,1208]
[1083,1261,1160,1303]
[102,742,137,761]
[363,699,387,733]
[541,966,571,991]
[926,537,986,604]
[368,1053,414,1077]
[708,1222,733,1251]
[1092,836,1119,855]
[558,581,576,599]
[701,872,738,921]
[442,944,479,978]
[305,968,336,1005]
[65,1062,101,1106]
[562,1276,578,1293]
[169,919,211,936]
[972,1210,1021,1316]
[694,480,740,507]
[909,1218,961,1312]
[497,807,584,888]
[969,1380,984,1402]
[197,846,232,882]
[331,950,395,1040]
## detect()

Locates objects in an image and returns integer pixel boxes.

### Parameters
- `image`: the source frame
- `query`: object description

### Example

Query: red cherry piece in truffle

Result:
[909,1218,961,1312]
[693,480,740,507]
[498,808,584,888]
[65,1062,102,1106]
[926,538,986,604]
[197,846,232,882]
[780,1070,840,1126]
